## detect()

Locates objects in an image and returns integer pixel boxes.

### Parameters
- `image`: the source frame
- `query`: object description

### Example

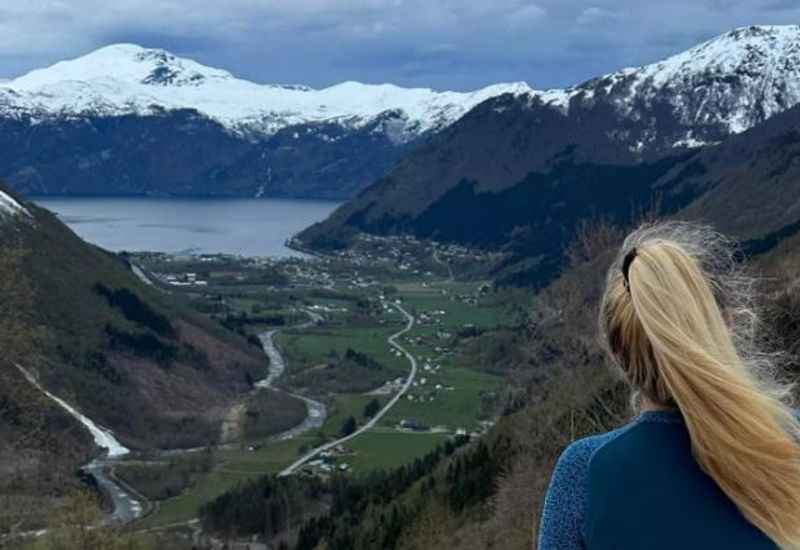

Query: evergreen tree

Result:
[363,398,381,419]
[341,415,357,436]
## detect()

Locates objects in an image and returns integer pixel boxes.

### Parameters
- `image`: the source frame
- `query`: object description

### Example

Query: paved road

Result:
[279,303,417,476]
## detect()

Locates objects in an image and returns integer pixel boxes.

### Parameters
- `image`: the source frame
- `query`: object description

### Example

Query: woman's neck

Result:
[640,395,677,412]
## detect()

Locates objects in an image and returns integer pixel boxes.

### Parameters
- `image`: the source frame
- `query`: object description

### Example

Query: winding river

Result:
[15,364,143,524]
[13,306,329,526]
[255,309,328,440]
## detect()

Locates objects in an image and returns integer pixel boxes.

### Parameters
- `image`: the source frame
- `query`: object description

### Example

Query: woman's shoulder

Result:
[555,424,634,475]
[539,425,637,547]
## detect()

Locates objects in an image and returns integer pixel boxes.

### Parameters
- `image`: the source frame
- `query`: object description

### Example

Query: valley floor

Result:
[115,245,519,537]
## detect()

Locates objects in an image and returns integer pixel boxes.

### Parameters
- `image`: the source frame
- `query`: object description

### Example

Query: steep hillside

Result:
[0,212,96,534]
[299,25,800,281]
[0,44,528,199]
[0,182,265,452]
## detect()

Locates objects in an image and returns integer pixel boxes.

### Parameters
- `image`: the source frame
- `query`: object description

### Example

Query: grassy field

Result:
[278,324,408,376]
[379,365,503,431]
[343,430,451,473]
[136,436,314,528]
[397,283,510,330]
[320,393,384,439]
[139,390,385,527]
[136,469,253,528]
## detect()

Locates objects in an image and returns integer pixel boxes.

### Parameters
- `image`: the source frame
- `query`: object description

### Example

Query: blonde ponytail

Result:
[599,222,800,549]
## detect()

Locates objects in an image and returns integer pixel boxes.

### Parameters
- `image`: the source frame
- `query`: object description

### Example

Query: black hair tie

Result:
[622,248,637,291]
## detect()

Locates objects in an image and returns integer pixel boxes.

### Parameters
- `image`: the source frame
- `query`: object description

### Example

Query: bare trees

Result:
[28,490,153,550]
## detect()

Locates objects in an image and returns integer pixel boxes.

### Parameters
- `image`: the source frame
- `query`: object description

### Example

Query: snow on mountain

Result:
[0,44,531,140]
[3,26,800,201]
[0,189,28,218]
[567,25,800,145]
[7,25,794,150]
[1,25,799,147]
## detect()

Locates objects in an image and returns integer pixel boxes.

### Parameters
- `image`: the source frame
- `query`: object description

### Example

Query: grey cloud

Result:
[576,6,623,25]
[761,0,800,11]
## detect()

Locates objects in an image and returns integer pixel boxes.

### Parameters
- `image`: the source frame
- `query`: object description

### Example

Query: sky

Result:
[1,1,799,91]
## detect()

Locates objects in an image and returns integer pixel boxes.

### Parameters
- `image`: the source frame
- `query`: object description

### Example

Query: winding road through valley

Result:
[279,302,417,476]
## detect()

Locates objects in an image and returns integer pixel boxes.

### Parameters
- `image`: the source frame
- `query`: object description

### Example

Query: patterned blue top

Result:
[537,410,776,550]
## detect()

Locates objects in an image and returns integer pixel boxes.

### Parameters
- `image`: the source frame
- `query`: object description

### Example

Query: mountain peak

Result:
[0,44,533,139]
[569,24,800,137]
[10,43,234,90]
[724,24,800,40]
[638,25,800,80]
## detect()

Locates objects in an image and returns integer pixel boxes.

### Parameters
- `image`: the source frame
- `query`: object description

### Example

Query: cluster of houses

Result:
[307,304,348,314]
[405,356,456,405]
[280,260,334,288]
[301,444,353,476]
[398,418,429,431]
[162,271,208,287]
[306,232,497,279]
[416,308,447,327]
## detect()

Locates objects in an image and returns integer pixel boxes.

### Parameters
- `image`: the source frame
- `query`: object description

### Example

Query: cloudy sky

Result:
[1,1,799,90]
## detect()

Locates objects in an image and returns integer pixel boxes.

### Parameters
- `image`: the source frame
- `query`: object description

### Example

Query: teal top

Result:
[538,410,776,549]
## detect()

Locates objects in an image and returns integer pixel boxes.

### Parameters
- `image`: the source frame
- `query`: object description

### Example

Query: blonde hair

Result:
[599,221,800,549]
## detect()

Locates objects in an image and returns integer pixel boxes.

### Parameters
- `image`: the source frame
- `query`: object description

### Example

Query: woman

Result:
[538,222,800,549]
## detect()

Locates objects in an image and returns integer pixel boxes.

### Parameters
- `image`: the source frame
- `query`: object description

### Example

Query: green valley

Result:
[86,240,526,537]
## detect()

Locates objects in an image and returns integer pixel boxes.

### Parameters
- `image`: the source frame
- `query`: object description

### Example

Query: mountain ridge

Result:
[1,43,531,141]
[7,25,800,145]
[299,25,800,285]
[5,25,800,200]
[0,43,533,199]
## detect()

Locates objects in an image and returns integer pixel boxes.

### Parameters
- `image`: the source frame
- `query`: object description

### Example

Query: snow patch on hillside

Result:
[0,189,28,218]
[16,364,129,458]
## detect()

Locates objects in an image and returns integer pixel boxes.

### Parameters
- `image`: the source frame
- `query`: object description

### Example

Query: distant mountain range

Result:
[0,44,528,198]
[299,25,800,284]
[8,26,800,201]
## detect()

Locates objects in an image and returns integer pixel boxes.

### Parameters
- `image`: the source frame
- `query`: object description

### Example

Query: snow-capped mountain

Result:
[0,43,530,142]
[2,25,800,201]
[546,25,800,150]
[299,25,800,267]
[619,25,800,132]
[5,25,795,148]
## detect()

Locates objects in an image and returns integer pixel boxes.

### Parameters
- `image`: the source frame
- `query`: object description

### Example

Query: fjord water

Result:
[32,197,341,257]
